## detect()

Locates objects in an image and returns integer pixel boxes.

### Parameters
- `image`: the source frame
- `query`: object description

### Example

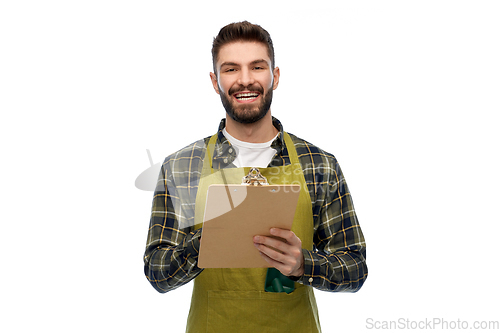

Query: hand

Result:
[253,228,304,277]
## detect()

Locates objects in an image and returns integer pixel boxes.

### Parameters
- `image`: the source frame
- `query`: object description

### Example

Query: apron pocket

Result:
[206,287,317,333]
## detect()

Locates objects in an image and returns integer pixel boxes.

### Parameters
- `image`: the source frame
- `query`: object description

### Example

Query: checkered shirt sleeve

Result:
[143,141,205,293]
[293,139,368,292]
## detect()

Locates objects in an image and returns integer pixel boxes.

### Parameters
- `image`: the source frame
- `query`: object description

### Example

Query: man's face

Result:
[210,41,280,124]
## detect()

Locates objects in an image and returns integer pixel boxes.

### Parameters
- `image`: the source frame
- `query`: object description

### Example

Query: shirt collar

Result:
[212,117,286,168]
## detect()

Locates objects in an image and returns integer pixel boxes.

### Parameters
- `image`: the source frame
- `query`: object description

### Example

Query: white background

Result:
[1,1,499,332]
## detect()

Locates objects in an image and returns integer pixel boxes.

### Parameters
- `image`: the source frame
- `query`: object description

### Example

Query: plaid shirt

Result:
[144,117,367,293]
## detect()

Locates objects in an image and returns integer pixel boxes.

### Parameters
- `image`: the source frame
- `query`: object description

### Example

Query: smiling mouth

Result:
[234,92,260,101]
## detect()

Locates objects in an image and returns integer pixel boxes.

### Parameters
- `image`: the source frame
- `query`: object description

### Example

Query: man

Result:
[144,21,367,332]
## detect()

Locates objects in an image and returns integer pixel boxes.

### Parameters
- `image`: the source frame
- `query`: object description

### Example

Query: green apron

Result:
[186,132,321,333]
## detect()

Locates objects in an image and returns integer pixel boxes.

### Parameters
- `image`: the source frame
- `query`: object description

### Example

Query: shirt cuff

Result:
[296,249,321,286]
[185,228,202,258]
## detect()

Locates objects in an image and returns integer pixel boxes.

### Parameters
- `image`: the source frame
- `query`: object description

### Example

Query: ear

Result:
[210,72,220,95]
[272,66,280,90]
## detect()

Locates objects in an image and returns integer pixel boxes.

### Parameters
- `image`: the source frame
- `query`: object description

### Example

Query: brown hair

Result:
[211,21,275,75]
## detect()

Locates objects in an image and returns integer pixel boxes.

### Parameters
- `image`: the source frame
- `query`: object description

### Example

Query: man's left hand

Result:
[253,228,304,278]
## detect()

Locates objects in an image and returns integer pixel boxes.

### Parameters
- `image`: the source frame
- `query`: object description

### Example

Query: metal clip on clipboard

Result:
[241,167,269,186]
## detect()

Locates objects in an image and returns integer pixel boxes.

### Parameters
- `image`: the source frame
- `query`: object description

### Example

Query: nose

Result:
[237,67,255,87]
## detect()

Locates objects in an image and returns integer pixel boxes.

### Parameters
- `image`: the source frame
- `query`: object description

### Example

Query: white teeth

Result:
[235,92,259,99]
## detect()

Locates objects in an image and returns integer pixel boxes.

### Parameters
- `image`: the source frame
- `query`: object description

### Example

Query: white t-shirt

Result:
[222,128,279,168]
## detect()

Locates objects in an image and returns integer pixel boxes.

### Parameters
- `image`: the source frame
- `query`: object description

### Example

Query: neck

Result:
[225,110,278,143]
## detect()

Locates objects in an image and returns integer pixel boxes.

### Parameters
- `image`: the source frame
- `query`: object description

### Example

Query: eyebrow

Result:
[220,59,269,68]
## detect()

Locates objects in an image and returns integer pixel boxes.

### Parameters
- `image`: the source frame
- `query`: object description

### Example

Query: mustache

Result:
[228,84,264,95]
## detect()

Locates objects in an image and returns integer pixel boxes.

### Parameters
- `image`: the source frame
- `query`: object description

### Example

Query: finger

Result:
[258,250,285,268]
[254,242,286,262]
[259,252,296,277]
[253,235,292,254]
[254,242,295,267]
[270,228,302,247]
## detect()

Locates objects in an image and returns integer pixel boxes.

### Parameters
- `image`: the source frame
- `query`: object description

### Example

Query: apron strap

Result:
[202,134,218,175]
[283,132,300,166]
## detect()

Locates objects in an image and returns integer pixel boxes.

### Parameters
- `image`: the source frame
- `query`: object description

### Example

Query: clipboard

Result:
[198,168,300,268]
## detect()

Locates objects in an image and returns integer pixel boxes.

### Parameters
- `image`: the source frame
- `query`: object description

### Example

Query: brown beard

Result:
[220,84,273,124]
